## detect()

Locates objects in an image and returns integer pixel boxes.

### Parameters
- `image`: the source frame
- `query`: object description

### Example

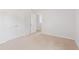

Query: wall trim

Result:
[41,32,73,40]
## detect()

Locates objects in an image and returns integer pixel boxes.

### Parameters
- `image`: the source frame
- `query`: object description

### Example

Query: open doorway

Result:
[30,13,42,33]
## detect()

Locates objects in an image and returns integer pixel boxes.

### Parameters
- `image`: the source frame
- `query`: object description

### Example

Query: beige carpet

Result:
[0,33,78,50]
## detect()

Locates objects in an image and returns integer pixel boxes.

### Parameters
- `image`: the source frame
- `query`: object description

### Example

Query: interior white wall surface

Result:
[0,10,31,43]
[38,10,75,39]
[75,10,79,47]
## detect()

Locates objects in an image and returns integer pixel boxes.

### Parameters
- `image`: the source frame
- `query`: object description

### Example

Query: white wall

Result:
[0,9,76,44]
[75,10,79,47]
[37,10,75,39]
[0,10,32,43]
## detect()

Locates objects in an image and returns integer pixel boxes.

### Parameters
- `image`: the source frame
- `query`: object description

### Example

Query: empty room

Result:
[0,9,79,50]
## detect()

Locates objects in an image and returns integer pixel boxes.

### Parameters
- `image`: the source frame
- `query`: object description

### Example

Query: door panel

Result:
[30,14,37,33]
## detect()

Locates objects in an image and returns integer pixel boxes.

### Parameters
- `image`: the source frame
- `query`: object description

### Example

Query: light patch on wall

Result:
[39,15,43,23]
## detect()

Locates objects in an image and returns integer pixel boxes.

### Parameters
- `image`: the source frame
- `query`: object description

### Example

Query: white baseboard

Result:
[0,40,9,44]
[0,33,28,44]
[40,32,73,40]
[0,32,74,45]
[0,32,38,44]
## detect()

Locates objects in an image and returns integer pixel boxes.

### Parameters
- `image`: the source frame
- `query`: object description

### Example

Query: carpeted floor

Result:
[0,33,78,50]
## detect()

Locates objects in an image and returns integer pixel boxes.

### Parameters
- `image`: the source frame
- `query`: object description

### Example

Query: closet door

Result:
[30,14,37,33]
